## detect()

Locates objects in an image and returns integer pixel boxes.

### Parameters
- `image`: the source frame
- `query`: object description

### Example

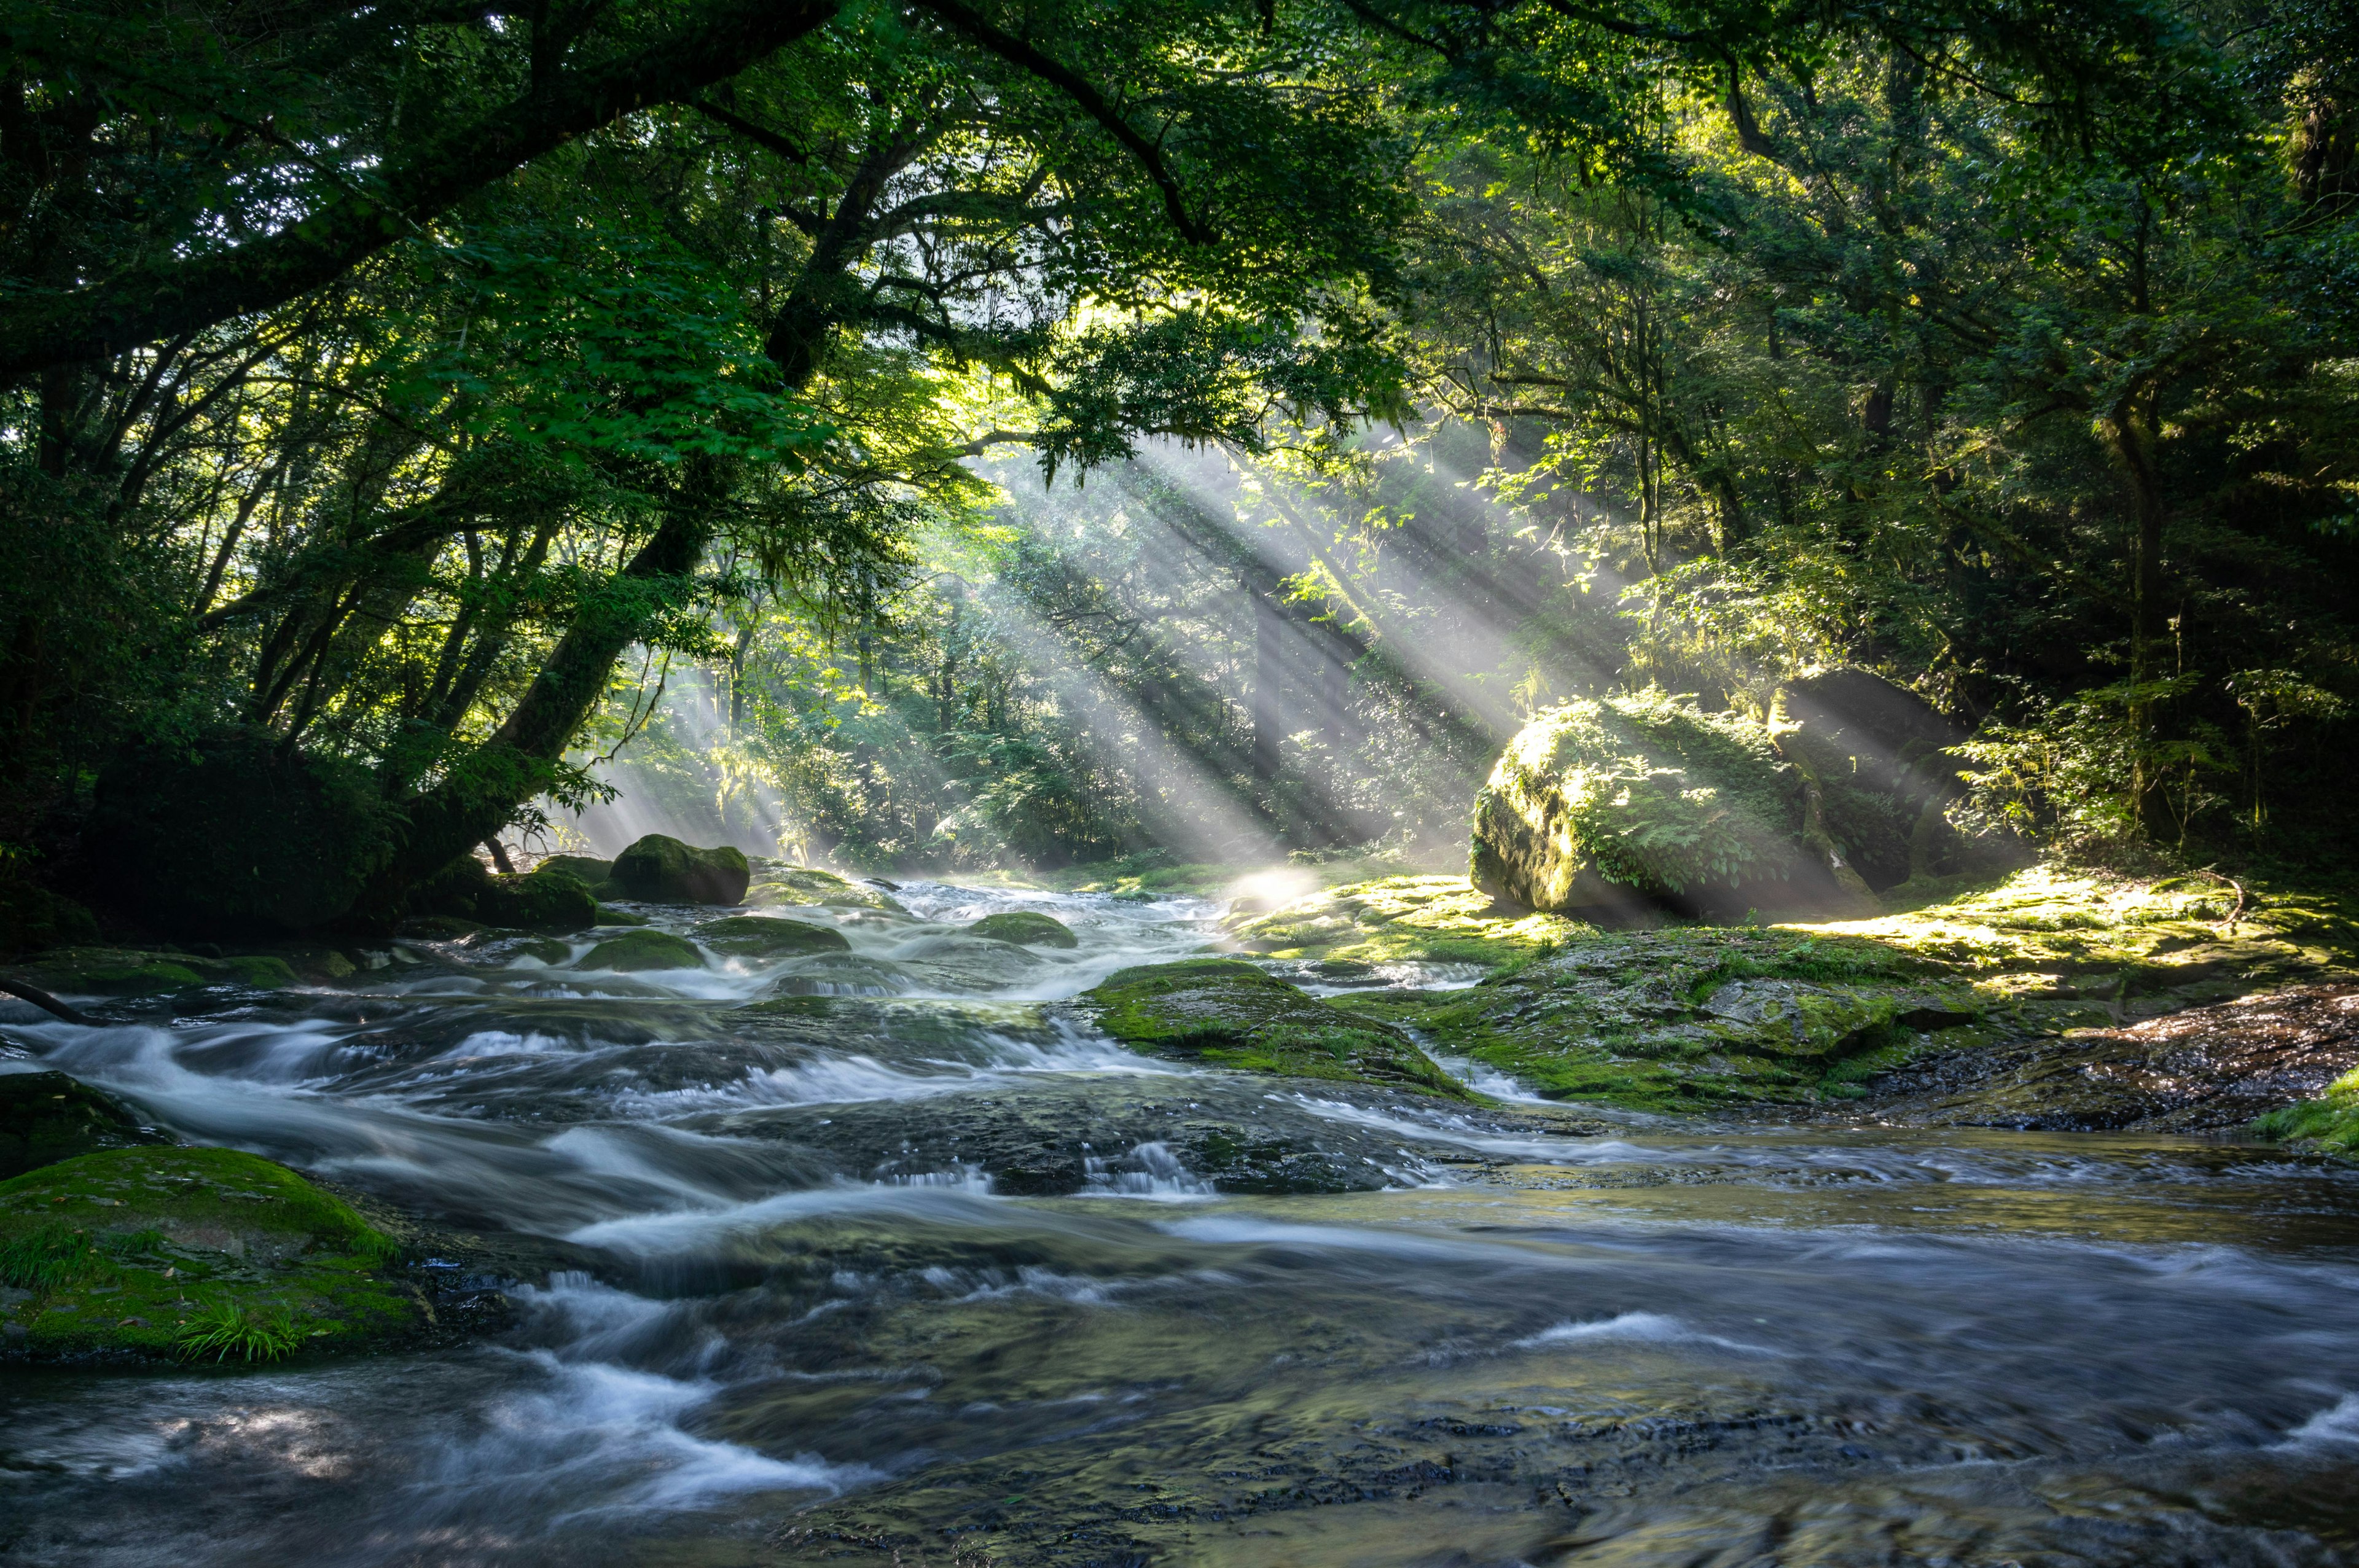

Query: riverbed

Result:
[5,884,2358,1566]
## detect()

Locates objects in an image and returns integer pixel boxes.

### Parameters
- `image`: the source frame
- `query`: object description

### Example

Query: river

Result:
[4,883,2358,1566]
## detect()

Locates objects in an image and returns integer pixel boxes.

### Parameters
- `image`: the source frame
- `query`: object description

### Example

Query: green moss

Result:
[581,929,705,972]
[475,865,601,933]
[9,945,308,997]
[1470,692,1810,915]
[1228,874,1590,965]
[967,911,1078,948]
[0,1147,415,1362]
[610,835,750,905]
[2254,1066,2359,1156]
[593,905,650,926]
[1079,959,1468,1098]
[744,865,905,911]
[690,915,850,957]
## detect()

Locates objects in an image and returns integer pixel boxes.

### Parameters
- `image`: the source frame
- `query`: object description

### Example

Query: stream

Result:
[5,884,2359,1566]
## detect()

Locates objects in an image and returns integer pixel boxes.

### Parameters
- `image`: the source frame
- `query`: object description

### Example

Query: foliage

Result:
[176,1298,305,1364]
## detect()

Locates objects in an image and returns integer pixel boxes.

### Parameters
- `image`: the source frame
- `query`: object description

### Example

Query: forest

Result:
[5,2,2359,1564]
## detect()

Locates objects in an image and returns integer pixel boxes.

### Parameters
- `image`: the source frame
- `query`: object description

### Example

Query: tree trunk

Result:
[2106,386,2170,839]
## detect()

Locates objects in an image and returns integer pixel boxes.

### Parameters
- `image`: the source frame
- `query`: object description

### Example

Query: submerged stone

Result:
[692,915,850,957]
[966,910,1078,948]
[0,1072,166,1181]
[610,835,750,906]
[1078,958,1468,1098]
[0,1147,417,1363]
[579,929,706,972]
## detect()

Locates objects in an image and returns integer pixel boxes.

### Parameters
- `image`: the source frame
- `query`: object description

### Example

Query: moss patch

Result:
[692,915,850,958]
[1229,875,1590,965]
[0,1147,417,1362]
[2255,1066,2359,1155]
[967,911,1079,948]
[1078,959,1468,1098]
[6,946,305,997]
[745,864,907,912]
[580,929,705,972]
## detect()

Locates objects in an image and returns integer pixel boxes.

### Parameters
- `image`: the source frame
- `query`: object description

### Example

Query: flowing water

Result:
[6,884,2359,1566]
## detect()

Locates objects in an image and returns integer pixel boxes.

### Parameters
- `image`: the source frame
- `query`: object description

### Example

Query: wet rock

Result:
[692,915,850,958]
[579,929,705,972]
[0,1072,167,1180]
[1850,984,2359,1133]
[1367,928,1989,1112]
[703,1073,1489,1196]
[538,855,614,888]
[475,864,601,934]
[0,1146,418,1363]
[7,946,300,997]
[744,863,906,913]
[610,835,750,906]
[1076,959,1469,1099]
[966,910,1079,948]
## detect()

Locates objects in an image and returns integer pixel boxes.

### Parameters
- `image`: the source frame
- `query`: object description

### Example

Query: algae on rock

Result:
[1078,959,1468,1098]
[745,864,907,913]
[579,929,706,972]
[967,911,1078,948]
[0,1147,416,1362]
[692,915,851,958]
[610,835,750,905]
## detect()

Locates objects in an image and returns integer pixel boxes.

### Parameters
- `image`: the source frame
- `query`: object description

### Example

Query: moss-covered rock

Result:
[0,1147,417,1362]
[610,835,750,905]
[1470,692,1820,919]
[7,946,300,997]
[538,855,614,887]
[475,864,600,934]
[966,910,1078,948]
[579,929,706,972]
[691,915,850,958]
[1231,874,1589,964]
[745,864,905,912]
[1351,928,1989,1112]
[1078,959,1468,1098]
[0,1072,166,1180]
[86,725,399,935]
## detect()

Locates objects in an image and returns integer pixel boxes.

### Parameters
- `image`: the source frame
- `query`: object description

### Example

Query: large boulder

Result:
[1470,692,1822,919]
[967,911,1078,948]
[691,915,850,958]
[609,835,749,905]
[1469,687,1962,920]
[0,1145,416,1362]
[87,727,398,935]
[476,863,600,934]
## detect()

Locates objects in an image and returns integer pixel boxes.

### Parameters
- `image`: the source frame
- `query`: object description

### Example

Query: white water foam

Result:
[1076,1140,1219,1201]
[1515,1311,1776,1355]
[2282,1394,2359,1446]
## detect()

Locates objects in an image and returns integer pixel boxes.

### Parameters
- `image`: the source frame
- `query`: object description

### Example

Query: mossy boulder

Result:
[610,835,749,905]
[579,929,705,972]
[1352,928,1987,1112]
[692,915,850,958]
[745,864,905,912]
[0,1146,417,1362]
[86,725,399,935]
[9,946,298,997]
[0,1072,166,1180]
[1470,692,1820,920]
[475,864,600,934]
[1078,959,1467,1098]
[967,910,1078,948]
[1230,874,1589,964]
[538,855,614,887]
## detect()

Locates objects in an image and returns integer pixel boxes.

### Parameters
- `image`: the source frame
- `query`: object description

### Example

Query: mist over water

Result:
[6,883,2359,1566]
